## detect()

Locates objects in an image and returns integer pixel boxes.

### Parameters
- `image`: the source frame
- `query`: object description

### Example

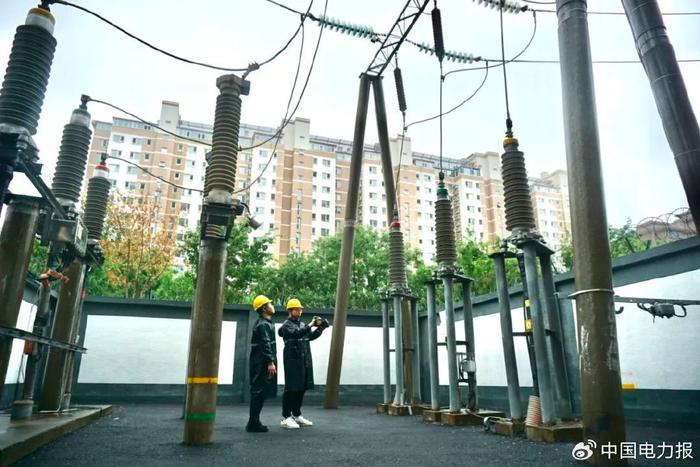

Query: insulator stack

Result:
[83,163,111,241]
[51,104,92,206]
[206,76,245,196]
[0,8,57,135]
[431,7,445,62]
[501,138,535,233]
[435,183,457,269]
[394,67,407,113]
[389,217,408,290]
[473,0,524,14]
[203,152,213,198]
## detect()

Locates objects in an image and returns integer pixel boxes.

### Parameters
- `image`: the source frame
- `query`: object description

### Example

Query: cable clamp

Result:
[567,288,615,299]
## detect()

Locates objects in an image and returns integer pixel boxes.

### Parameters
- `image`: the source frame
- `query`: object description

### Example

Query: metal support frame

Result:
[459,276,477,412]
[425,281,440,410]
[410,297,421,403]
[392,293,405,406]
[0,324,86,353]
[491,251,523,421]
[381,298,391,405]
[441,273,460,412]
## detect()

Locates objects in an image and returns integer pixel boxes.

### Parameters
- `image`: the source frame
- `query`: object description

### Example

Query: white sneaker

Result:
[280,417,300,429]
[293,415,313,427]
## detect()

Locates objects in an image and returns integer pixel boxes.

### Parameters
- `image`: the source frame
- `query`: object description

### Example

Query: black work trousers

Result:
[248,392,266,426]
[282,390,306,418]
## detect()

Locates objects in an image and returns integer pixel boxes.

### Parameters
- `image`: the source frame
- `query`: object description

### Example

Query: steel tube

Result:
[0,196,40,396]
[426,282,439,410]
[39,259,86,411]
[382,298,391,405]
[493,253,523,420]
[557,0,627,458]
[392,294,405,405]
[461,280,478,411]
[325,74,372,409]
[522,243,555,425]
[411,297,421,403]
[540,253,573,420]
[623,0,700,231]
[442,277,460,412]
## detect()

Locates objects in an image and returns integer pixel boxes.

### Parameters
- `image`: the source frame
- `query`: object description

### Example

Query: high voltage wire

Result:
[105,155,203,193]
[48,0,313,75]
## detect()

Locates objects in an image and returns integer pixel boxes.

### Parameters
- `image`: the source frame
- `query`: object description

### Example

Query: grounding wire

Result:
[48,0,312,75]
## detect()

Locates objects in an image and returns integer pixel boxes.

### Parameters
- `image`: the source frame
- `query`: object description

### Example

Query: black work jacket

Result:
[249,315,277,399]
[278,317,323,392]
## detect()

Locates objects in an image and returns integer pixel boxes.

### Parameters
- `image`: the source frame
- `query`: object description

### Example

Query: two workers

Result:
[246,295,329,433]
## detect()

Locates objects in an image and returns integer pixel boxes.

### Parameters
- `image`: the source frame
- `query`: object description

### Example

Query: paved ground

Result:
[12,403,700,466]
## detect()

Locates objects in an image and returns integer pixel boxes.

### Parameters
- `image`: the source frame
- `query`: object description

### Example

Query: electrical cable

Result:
[233,0,329,195]
[406,60,489,129]
[521,0,554,4]
[105,155,203,193]
[500,0,513,136]
[48,0,312,75]
[444,10,536,79]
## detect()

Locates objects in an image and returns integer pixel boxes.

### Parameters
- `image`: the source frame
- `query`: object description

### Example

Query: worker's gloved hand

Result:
[267,362,276,377]
[310,316,321,327]
[319,318,330,329]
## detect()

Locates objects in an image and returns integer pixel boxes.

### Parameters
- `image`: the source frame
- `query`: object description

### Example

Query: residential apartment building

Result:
[85,101,571,266]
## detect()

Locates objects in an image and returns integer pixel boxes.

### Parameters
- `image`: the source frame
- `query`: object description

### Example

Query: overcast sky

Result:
[1,0,698,226]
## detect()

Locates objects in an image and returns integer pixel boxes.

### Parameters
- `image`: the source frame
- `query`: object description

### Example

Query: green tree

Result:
[455,237,520,297]
[152,269,195,301]
[27,238,48,277]
[179,223,275,305]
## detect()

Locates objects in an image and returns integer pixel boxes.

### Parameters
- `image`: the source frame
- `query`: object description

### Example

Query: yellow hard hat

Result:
[252,295,272,311]
[286,298,303,310]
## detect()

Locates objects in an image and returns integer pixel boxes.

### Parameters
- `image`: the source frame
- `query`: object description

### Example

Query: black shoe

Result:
[246,423,269,433]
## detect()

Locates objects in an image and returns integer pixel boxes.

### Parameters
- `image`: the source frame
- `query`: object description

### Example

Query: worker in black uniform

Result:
[246,295,277,433]
[278,298,329,429]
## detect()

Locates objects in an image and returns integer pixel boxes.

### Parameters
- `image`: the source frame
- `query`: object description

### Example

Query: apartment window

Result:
[313,158,318,165]
[320,214,330,222]
[322,159,331,167]
[173,187,178,193]
[298,175,304,181]
[312,227,316,235]
[369,192,377,199]
[321,200,330,208]
[176,158,182,165]
[370,206,378,214]
[269,223,274,230]
[255,207,264,215]
[271,194,275,200]
[189,175,194,181]
[417,200,421,205]
[322,173,331,180]
[127,166,138,175]
[100,139,108,148]
[159,161,166,168]
[174,173,180,179]
[369,166,378,174]
[313,171,318,178]
[108,164,119,173]
[322,186,331,193]
[369,179,377,187]
[312,213,317,221]
[132,137,140,144]
[146,139,152,145]
[129,151,138,159]
[140,183,145,190]
[259,177,267,185]
[144,153,150,160]
[171,202,177,208]
[312,185,317,192]
[336,167,342,175]
[370,220,378,228]
[321,228,329,236]
[110,149,122,157]
[112,135,125,143]
[465,181,474,188]
[256,192,265,200]
[423,175,431,182]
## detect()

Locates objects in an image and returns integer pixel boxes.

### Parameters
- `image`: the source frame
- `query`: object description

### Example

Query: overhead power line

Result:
[48,0,313,76]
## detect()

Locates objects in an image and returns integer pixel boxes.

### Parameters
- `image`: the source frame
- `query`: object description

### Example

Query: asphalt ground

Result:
[13,403,700,466]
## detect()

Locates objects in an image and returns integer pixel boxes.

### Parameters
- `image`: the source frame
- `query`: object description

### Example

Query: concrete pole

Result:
[492,253,523,420]
[381,298,391,404]
[39,259,86,411]
[426,282,439,410]
[461,279,477,412]
[0,196,40,397]
[557,0,627,460]
[183,239,227,444]
[392,295,405,406]
[539,253,573,420]
[522,242,555,425]
[59,272,87,410]
[372,77,397,224]
[622,0,700,231]
[324,74,371,409]
[442,277,460,412]
[183,74,247,444]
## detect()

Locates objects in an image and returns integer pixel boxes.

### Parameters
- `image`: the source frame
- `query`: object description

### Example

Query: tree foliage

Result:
[89,197,176,298]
